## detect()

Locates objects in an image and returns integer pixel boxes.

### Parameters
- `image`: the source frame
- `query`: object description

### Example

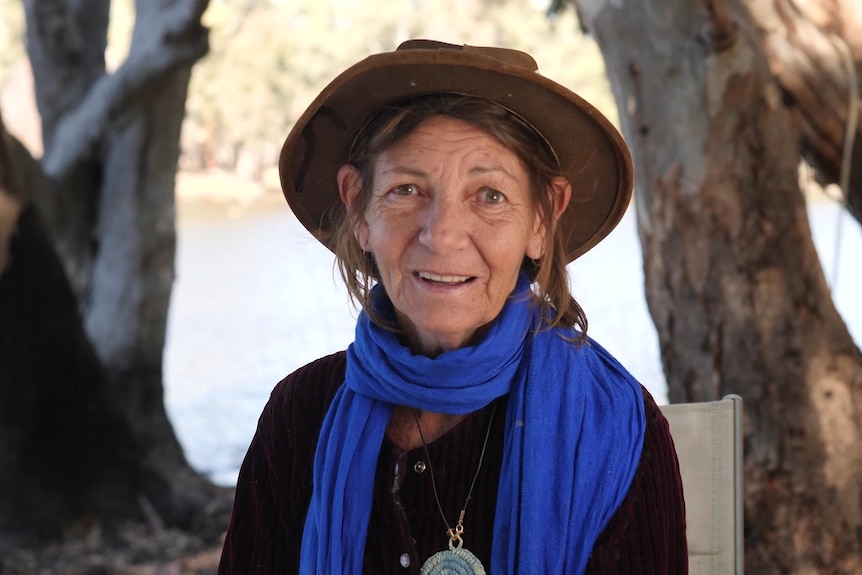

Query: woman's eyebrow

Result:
[468,164,519,180]
[379,165,427,178]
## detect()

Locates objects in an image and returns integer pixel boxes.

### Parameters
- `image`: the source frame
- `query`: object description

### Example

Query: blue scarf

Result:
[300,275,645,573]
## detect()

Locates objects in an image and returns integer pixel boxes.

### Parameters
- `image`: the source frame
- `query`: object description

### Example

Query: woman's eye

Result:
[390,184,419,196]
[479,189,506,204]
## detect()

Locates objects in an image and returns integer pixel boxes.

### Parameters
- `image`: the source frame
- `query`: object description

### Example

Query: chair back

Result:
[660,395,743,575]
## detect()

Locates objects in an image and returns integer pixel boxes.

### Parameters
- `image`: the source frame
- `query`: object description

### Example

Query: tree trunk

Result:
[574,0,862,572]
[746,0,862,224]
[0,110,143,540]
[0,0,224,543]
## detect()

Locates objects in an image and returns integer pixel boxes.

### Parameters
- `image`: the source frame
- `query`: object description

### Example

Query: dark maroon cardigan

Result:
[219,350,688,574]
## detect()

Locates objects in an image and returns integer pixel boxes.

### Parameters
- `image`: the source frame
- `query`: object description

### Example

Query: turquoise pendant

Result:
[419,537,486,575]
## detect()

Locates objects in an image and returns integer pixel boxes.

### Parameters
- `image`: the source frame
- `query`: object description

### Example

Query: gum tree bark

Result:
[749,0,862,222]
[0,0,224,543]
[573,0,862,572]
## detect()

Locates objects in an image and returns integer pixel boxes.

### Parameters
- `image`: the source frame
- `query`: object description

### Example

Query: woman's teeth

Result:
[417,272,471,283]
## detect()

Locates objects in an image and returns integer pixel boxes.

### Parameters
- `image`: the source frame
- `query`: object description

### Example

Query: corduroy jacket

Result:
[219,350,688,574]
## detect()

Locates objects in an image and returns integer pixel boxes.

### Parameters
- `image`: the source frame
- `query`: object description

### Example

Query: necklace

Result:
[412,402,498,575]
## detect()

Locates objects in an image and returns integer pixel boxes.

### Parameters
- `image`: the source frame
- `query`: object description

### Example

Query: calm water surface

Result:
[164,197,861,486]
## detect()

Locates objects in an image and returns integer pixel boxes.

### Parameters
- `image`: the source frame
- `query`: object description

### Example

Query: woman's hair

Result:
[332,93,587,340]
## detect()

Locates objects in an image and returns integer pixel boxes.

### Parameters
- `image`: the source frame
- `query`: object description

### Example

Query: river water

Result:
[164,196,861,486]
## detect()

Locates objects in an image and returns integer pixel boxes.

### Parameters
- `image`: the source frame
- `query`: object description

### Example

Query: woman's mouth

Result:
[416,271,474,284]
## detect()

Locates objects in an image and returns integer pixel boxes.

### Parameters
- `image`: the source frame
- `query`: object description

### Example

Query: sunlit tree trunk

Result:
[747,0,862,223]
[574,0,862,571]
[0,0,223,542]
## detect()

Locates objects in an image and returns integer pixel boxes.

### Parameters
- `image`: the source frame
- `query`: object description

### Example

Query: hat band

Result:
[345,92,561,173]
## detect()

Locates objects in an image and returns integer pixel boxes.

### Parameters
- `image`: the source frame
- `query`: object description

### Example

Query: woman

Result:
[219,40,687,574]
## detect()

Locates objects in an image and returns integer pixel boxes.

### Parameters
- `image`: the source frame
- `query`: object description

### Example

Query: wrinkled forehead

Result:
[352,96,557,166]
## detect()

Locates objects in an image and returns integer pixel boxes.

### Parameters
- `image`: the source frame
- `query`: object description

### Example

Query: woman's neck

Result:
[396,309,494,358]
[386,406,468,451]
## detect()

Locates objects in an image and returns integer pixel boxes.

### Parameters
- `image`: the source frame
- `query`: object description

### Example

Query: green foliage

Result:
[0,0,25,85]
[0,0,613,179]
[184,0,614,177]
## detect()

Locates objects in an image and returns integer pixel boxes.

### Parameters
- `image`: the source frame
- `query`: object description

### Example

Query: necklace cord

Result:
[412,402,499,542]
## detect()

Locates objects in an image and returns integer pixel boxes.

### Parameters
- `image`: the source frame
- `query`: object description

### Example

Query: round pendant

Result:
[419,539,486,575]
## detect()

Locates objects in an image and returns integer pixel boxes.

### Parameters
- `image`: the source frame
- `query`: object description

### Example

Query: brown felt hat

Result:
[279,39,633,262]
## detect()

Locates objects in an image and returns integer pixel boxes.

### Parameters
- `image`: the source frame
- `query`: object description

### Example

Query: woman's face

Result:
[339,116,547,356]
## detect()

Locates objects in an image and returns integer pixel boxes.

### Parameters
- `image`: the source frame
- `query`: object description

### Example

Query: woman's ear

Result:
[337,164,370,250]
[526,176,572,260]
[549,176,572,221]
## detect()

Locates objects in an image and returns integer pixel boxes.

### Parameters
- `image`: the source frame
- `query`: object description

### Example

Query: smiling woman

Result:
[333,94,594,358]
[218,40,688,575]
[340,113,553,356]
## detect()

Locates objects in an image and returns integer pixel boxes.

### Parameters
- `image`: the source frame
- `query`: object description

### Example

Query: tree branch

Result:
[23,0,85,142]
[159,0,210,41]
[41,0,210,180]
[743,0,862,225]
[830,33,859,201]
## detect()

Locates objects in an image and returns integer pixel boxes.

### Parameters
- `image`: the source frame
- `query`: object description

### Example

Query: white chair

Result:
[660,395,744,575]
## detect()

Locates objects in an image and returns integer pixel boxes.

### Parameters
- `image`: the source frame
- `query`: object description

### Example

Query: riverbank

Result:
[1,520,225,574]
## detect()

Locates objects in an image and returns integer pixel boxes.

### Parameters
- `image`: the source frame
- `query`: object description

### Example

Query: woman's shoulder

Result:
[585,384,688,573]
[546,331,644,402]
[636,384,680,475]
[577,338,666,427]
[272,350,347,401]
[638,384,663,423]
[260,350,348,438]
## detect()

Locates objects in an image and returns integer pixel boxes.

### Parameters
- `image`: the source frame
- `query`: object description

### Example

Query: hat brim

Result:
[280,43,633,262]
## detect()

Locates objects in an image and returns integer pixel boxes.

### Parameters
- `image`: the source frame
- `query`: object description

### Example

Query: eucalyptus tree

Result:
[0,0,222,545]
[569,0,862,571]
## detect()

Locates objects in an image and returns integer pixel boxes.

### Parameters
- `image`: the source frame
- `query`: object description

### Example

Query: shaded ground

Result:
[0,491,232,575]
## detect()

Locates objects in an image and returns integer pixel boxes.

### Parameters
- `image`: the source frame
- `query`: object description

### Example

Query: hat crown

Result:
[396,39,538,73]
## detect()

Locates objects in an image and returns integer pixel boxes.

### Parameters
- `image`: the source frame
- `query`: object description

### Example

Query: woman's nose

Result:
[418,196,469,252]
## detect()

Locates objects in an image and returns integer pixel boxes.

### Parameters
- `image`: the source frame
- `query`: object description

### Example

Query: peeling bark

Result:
[575,0,862,571]
[746,0,862,224]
